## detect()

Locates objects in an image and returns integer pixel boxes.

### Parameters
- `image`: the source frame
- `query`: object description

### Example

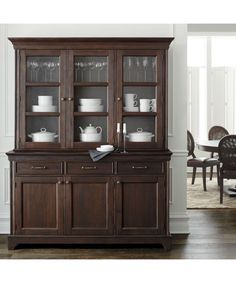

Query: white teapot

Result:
[79,124,102,142]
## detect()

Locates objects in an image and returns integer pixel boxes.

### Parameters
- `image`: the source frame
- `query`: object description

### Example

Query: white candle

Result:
[123,123,127,133]
[117,123,120,133]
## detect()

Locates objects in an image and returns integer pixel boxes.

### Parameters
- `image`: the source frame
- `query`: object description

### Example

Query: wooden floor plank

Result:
[1,209,236,259]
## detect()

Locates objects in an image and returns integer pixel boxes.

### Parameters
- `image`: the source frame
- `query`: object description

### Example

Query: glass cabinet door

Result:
[19,50,66,149]
[68,51,114,149]
[117,50,164,149]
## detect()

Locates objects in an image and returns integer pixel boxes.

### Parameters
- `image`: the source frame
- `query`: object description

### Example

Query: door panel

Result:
[15,176,64,235]
[65,176,114,235]
[116,176,165,235]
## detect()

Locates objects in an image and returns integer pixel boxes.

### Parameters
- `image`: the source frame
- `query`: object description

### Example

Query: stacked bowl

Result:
[78,98,104,112]
[32,96,57,112]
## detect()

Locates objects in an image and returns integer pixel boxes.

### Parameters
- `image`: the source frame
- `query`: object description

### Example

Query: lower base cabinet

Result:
[7,153,171,250]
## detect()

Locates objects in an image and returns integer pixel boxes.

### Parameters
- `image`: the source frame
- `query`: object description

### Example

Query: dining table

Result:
[196,140,220,153]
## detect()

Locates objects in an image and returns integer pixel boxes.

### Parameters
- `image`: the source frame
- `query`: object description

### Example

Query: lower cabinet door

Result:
[116,176,166,235]
[15,176,64,235]
[65,176,114,235]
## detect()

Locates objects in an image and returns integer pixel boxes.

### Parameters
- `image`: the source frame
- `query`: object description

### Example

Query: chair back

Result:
[218,135,236,170]
[187,130,196,158]
[208,126,229,140]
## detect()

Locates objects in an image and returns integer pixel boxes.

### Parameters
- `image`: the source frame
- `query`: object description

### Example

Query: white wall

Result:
[0,24,188,234]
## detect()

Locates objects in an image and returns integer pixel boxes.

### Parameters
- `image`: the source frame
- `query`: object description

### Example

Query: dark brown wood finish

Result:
[7,37,173,250]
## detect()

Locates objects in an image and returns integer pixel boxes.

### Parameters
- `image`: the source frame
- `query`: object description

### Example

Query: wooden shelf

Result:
[122,82,158,87]
[74,112,108,116]
[74,82,108,87]
[122,112,157,117]
[26,82,60,87]
[26,112,60,116]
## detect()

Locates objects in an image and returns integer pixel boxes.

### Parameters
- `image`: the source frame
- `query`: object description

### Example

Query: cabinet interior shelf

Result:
[26,112,60,116]
[74,82,108,87]
[74,112,108,116]
[122,82,158,87]
[122,112,157,116]
[26,82,60,87]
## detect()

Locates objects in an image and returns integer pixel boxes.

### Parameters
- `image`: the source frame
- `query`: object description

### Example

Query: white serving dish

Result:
[28,128,58,142]
[38,96,53,106]
[80,133,102,142]
[123,106,139,112]
[96,147,114,152]
[126,128,154,142]
[78,105,104,112]
[79,98,102,106]
[100,144,114,150]
[32,105,57,112]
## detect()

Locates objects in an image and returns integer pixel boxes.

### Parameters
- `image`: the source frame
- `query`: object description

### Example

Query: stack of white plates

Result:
[123,106,139,112]
[96,145,114,152]
[32,96,57,112]
[78,98,104,112]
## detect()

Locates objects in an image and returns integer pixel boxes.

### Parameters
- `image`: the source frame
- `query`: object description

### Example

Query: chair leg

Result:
[202,167,207,191]
[192,167,196,184]
[216,164,220,186]
[220,177,224,204]
[210,166,213,180]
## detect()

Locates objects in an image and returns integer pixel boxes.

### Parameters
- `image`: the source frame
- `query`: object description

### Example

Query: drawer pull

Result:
[132,166,148,169]
[57,181,63,185]
[31,166,47,170]
[81,166,97,170]
[65,180,70,184]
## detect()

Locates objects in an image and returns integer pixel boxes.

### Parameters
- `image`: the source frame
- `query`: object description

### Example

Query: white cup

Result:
[38,96,53,106]
[151,99,156,112]
[140,99,153,112]
[124,93,138,106]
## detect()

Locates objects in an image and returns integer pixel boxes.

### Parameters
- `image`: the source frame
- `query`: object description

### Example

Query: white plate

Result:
[78,105,104,112]
[96,147,114,152]
[32,105,57,112]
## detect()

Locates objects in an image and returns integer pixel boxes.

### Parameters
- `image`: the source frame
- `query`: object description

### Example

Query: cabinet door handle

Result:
[31,166,47,170]
[57,181,63,185]
[81,166,97,170]
[117,97,121,101]
[65,181,70,184]
[116,181,121,184]
[68,97,73,101]
[61,97,66,101]
[132,166,148,169]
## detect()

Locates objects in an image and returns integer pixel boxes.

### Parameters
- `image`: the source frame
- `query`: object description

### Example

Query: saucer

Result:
[96,147,114,152]
[123,106,139,112]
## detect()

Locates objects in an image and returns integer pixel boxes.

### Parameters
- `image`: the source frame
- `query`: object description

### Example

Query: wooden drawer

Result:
[66,162,113,175]
[16,162,63,175]
[117,162,164,175]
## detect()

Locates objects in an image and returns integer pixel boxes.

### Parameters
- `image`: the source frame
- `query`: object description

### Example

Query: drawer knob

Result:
[132,166,148,169]
[65,181,70,184]
[68,97,73,101]
[117,97,121,101]
[31,166,47,170]
[61,97,66,101]
[81,166,97,170]
[57,181,63,185]
[116,181,120,184]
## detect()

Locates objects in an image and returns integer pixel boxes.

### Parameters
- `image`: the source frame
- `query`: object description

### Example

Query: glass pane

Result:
[27,56,60,82]
[26,117,59,142]
[74,56,108,82]
[124,117,155,142]
[74,116,107,142]
[75,86,107,112]
[123,56,156,82]
[26,87,59,112]
[123,87,156,112]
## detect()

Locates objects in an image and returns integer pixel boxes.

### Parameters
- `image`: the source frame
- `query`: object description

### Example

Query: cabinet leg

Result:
[162,239,172,251]
[8,238,18,250]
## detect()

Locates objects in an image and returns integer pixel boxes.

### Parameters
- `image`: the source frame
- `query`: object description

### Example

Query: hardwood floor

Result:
[1,209,236,259]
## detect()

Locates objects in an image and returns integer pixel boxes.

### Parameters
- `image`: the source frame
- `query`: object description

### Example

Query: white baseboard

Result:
[0,218,10,234]
[170,213,189,234]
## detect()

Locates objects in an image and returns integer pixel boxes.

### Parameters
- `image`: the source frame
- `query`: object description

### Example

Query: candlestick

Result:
[123,123,127,133]
[117,123,120,133]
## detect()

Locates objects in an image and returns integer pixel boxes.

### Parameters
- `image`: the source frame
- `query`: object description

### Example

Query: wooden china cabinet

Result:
[7,37,173,250]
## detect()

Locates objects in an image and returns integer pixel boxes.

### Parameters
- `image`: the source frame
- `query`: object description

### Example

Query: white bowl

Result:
[78,105,104,112]
[32,105,57,112]
[100,144,114,150]
[38,96,53,106]
[96,147,114,152]
[79,98,102,106]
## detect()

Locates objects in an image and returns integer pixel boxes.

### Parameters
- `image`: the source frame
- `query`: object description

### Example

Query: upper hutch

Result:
[7,37,173,250]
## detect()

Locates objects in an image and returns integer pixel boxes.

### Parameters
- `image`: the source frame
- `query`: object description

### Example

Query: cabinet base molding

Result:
[8,235,172,251]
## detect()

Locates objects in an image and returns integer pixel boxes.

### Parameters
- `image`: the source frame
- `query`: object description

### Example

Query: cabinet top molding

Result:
[8,37,174,50]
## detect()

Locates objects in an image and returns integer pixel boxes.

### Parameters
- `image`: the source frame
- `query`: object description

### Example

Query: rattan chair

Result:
[187,130,220,191]
[208,126,229,180]
[218,135,236,204]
